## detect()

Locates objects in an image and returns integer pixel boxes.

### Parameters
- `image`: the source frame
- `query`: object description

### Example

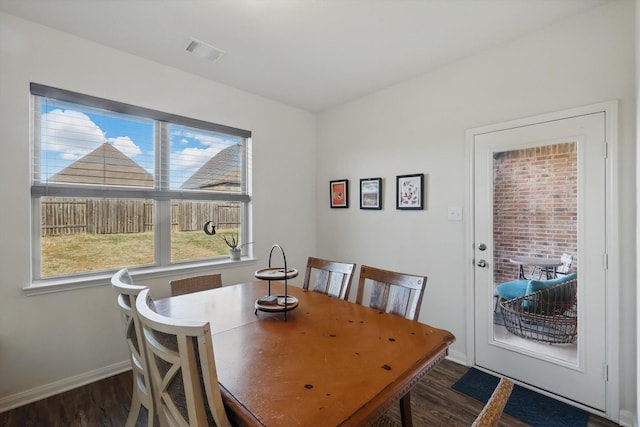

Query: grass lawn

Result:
[41,229,241,277]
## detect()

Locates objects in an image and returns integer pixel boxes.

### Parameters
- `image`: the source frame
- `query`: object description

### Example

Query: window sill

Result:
[23,257,258,296]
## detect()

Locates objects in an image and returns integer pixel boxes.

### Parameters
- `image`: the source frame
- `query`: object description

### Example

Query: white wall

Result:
[0,12,317,408]
[317,0,635,422]
[0,0,636,422]
[636,0,640,424]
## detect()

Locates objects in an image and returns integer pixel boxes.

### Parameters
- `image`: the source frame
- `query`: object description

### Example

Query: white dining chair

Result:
[135,288,232,427]
[111,268,158,427]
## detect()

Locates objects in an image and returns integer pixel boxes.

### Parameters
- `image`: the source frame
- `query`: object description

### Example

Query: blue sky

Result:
[39,99,241,188]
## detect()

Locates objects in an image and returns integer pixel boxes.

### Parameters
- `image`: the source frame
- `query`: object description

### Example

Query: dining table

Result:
[509,255,563,280]
[154,281,455,427]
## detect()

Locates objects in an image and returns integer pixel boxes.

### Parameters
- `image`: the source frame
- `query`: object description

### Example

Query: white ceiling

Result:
[0,0,612,112]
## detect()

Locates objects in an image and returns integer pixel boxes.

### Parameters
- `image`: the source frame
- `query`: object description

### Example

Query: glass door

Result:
[473,112,607,411]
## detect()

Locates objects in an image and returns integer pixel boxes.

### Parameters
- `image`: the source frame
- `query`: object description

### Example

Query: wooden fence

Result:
[41,199,240,236]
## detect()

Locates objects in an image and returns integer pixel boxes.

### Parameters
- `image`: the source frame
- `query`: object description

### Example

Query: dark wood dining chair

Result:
[355,265,427,321]
[471,377,514,427]
[136,288,232,427]
[355,264,428,426]
[170,273,222,296]
[302,256,356,300]
[111,268,157,427]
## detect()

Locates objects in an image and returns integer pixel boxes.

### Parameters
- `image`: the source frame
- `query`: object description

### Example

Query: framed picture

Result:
[396,173,424,210]
[330,179,349,208]
[360,177,382,210]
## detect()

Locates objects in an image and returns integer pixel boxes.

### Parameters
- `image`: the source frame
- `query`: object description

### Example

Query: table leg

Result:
[400,391,413,427]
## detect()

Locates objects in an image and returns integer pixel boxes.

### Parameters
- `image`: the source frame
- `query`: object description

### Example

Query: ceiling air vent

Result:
[184,38,225,63]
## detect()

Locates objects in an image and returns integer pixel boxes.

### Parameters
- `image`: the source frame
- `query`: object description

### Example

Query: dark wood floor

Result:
[0,359,620,426]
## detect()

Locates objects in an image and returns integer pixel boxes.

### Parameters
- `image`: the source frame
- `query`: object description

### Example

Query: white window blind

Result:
[34,97,156,188]
[30,83,252,283]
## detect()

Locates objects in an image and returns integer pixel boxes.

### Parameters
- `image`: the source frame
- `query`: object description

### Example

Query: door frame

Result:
[464,101,619,420]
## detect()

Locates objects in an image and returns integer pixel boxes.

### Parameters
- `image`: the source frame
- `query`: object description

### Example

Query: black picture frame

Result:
[396,173,424,210]
[360,177,382,210]
[330,179,349,208]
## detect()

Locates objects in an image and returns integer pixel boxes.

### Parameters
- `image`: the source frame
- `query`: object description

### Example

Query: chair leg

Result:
[125,391,142,427]
[147,402,160,427]
[399,391,413,427]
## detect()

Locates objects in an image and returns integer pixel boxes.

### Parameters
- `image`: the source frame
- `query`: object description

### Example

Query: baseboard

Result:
[618,409,636,427]
[0,360,131,413]
[445,349,468,366]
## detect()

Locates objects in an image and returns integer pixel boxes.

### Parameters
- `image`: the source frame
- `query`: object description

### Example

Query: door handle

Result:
[477,259,488,268]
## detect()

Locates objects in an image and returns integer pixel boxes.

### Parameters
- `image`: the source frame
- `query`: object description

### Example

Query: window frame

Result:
[28,83,253,292]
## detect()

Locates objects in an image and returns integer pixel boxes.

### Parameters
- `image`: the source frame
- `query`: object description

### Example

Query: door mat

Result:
[452,367,589,427]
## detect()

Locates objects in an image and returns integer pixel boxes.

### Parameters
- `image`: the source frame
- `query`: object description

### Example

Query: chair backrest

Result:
[471,377,514,427]
[135,288,232,427]
[355,265,427,321]
[111,268,157,426]
[523,275,578,314]
[557,253,573,274]
[302,257,356,300]
[170,274,223,296]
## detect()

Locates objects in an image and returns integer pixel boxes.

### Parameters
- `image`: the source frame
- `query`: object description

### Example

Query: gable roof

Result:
[181,145,241,191]
[51,143,153,187]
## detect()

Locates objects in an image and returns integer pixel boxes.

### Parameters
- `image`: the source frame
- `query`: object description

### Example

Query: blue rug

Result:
[452,368,589,427]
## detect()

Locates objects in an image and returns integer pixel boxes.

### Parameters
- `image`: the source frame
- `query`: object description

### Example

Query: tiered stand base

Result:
[254,248,299,319]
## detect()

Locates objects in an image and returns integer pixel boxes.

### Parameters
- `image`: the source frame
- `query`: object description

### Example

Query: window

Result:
[31,84,251,282]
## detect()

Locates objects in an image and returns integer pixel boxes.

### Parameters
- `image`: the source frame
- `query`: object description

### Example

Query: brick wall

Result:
[493,142,577,284]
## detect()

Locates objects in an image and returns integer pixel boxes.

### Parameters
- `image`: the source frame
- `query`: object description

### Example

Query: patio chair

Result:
[541,253,573,278]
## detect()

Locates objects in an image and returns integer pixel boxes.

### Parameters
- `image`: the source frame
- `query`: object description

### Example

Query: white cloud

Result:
[173,128,230,148]
[172,146,222,170]
[110,136,142,157]
[168,127,238,187]
[41,109,105,160]
[42,108,143,161]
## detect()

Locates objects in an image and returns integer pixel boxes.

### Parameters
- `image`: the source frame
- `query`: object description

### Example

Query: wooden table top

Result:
[155,281,455,426]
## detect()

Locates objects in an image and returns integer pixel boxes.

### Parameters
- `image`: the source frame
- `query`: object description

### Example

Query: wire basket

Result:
[499,278,577,344]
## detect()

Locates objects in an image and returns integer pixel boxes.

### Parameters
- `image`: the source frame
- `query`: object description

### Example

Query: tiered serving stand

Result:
[254,244,299,320]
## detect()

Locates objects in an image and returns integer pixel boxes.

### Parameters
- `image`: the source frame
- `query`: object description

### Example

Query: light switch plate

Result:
[447,207,463,221]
